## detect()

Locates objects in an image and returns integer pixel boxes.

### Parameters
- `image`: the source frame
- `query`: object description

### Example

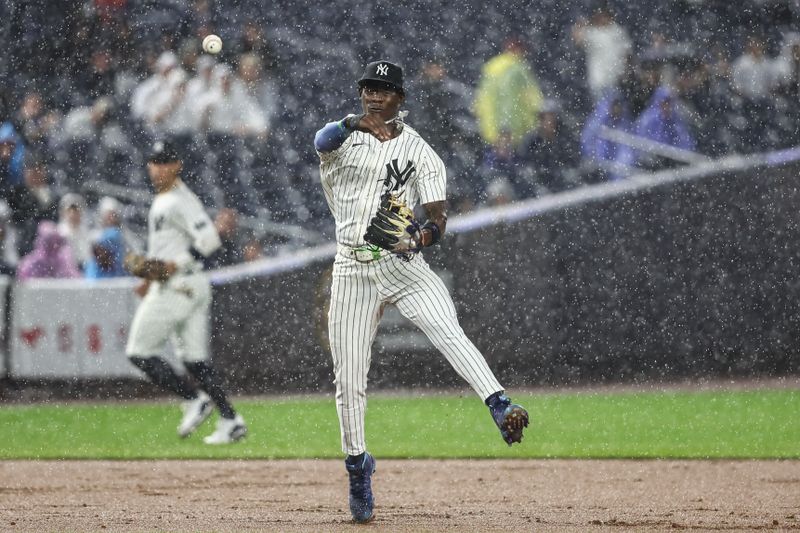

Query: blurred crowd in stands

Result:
[1,0,800,278]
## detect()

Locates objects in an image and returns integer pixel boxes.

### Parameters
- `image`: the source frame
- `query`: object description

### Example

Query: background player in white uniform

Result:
[314,60,529,523]
[125,140,246,445]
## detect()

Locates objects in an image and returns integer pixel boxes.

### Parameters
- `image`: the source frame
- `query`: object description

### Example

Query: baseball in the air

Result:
[202,34,222,55]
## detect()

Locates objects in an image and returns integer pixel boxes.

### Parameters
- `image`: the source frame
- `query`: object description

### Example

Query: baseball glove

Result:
[363,193,421,255]
[123,253,173,281]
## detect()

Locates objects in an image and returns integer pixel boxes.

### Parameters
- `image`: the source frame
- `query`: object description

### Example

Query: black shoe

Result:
[345,452,376,523]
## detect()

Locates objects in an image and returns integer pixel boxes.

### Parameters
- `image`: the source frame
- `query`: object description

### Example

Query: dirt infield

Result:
[1,460,799,532]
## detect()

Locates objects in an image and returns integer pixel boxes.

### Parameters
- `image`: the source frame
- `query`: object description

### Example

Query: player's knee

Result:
[334,375,366,397]
[184,360,208,372]
[129,355,168,375]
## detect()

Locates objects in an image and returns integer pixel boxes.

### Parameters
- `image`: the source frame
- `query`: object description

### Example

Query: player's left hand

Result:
[364,194,422,254]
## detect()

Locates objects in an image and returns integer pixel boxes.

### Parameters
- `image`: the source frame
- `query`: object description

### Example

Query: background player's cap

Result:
[358,60,404,94]
[147,139,181,164]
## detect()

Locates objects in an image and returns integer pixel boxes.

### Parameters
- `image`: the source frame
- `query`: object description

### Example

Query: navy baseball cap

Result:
[147,139,181,163]
[358,60,404,94]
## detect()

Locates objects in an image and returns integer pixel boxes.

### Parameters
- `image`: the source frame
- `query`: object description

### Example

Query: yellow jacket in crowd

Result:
[473,50,544,147]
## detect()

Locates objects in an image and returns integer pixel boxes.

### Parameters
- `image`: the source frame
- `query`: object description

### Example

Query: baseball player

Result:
[314,60,529,523]
[125,140,246,445]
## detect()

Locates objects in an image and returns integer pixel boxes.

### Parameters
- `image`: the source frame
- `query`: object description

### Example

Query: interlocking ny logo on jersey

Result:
[384,159,416,192]
[377,63,388,76]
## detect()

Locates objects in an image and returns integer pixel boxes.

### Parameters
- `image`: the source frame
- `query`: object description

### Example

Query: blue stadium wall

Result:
[212,160,800,393]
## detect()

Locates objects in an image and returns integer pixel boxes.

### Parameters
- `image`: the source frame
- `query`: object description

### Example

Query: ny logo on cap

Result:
[376,63,389,76]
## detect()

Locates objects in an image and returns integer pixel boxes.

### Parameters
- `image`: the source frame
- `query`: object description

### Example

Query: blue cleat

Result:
[487,392,529,446]
[345,452,376,523]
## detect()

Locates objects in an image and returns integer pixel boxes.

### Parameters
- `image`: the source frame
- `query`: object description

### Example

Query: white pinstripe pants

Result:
[328,251,504,455]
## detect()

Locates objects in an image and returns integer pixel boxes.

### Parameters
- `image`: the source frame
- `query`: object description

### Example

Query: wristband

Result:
[421,221,441,246]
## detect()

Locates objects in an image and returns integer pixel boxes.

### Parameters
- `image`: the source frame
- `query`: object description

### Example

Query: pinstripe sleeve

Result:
[416,146,447,204]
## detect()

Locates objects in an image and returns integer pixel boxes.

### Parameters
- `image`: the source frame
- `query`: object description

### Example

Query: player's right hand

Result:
[355,113,394,142]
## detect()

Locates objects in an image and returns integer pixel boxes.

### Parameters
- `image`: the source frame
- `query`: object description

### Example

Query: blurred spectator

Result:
[676,44,738,155]
[95,0,127,23]
[473,38,544,149]
[15,91,56,153]
[777,33,800,97]
[0,122,26,193]
[63,96,113,141]
[57,193,92,270]
[572,4,632,101]
[61,96,135,188]
[478,131,535,197]
[519,100,580,195]
[130,51,185,128]
[237,21,278,71]
[97,196,143,253]
[485,177,516,207]
[412,59,478,153]
[618,86,697,172]
[0,200,18,276]
[162,54,217,190]
[177,37,201,81]
[84,226,126,279]
[412,59,482,206]
[148,72,190,136]
[237,52,280,209]
[201,63,267,209]
[207,207,242,268]
[729,35,785,152]
[186,54,217,103]
[580,89,635,181]
[182,54,217,132]
[731,35,784,100]
[81,50,118,101]
[9,152,58,256]
[620,57,663,118]
[775,33,800,144]
[109,23,142,106]
[17,220,80,280]
[238,53,279,137]
[242,233,264,262]
[201,63,268,138]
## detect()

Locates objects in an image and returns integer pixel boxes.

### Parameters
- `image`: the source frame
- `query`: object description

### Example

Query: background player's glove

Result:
[124,253,174,282]
[364,193,422,255]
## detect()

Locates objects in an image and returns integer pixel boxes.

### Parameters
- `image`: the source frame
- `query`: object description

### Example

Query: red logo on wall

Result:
[20,327,44,348]
[87,324,102,354]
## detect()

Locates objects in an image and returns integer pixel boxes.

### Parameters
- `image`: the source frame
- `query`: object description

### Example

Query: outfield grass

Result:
[0,389,797,459]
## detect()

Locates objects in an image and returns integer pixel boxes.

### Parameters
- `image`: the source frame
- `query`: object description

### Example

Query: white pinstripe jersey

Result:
[148,181,221,270]
[318,124,447,247]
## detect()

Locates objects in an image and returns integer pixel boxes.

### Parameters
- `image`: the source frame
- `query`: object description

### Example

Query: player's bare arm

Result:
[420,201,447,247]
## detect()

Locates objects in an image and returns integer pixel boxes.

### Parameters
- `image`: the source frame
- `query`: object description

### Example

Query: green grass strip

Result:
[0,389,797,459]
